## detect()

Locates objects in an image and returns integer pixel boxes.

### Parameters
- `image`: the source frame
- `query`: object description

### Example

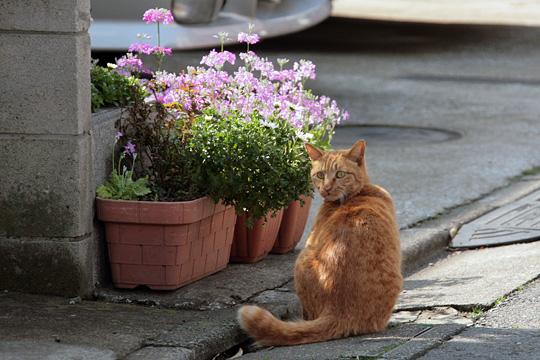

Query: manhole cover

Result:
[451,189,540,248]
[332,125,460,148]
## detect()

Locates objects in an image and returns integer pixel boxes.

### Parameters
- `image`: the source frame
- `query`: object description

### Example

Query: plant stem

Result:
[156,22,163,71]
[112,141,117,174]
[157,22,161,47]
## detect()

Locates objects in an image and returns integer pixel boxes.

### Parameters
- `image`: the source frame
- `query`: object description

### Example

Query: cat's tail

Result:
[238,305,337,346]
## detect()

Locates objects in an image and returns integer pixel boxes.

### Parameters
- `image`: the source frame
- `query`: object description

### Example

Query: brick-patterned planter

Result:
[96,197,236,290]
[272,195,313,254]
[230,210,284,263]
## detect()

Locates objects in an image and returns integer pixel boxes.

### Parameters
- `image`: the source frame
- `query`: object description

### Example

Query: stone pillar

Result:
[0,1,94,296]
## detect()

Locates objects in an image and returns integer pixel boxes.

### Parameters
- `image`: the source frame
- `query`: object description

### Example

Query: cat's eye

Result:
[336,171,347,178]
[315,171,325,179]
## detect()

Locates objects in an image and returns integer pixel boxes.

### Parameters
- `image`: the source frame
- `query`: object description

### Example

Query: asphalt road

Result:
[93,18,540,229]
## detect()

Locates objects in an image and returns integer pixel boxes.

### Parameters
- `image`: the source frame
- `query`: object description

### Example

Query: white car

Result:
[90,0,331,50]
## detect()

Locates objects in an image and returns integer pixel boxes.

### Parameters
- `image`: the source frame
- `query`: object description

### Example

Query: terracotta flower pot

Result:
[272,196,313,254]
[229,210,284,263]
[96,197,236,290]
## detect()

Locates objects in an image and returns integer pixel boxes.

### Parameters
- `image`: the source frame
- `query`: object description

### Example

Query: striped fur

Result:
[238,140,403,346]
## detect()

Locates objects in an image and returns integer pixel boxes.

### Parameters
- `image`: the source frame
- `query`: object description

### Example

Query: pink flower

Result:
[115,53,145,75]
[142,8,174,25]
[253,57,274,75]
[128,43,172,56]
[152,46,173,56]
[293,60,316,81]
[239,51,258,65]
[116,54,143,68]
[200,50,236,68]
[128,43,154,55]
[238,32,260,45]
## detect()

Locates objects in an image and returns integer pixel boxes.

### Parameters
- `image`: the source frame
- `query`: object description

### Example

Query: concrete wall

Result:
[91,108,122,288]
[0,0,95,296]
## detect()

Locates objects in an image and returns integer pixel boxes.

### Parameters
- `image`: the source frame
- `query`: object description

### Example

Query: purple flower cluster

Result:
[200,50,236,68]
[115,53,145,75]
[114,14,348,145]
[124,7,174,74]
[124,140,137,156]
[142,8,174,25]
[238,32,260,45]
[128,43,172,56]
[147,46,348,137]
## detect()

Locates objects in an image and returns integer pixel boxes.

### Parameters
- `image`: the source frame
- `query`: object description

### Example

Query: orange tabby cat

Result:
[238,140,403,346]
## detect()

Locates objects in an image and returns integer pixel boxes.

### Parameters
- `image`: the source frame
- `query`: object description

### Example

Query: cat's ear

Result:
[346,140,366,165]
[305,143,324,161]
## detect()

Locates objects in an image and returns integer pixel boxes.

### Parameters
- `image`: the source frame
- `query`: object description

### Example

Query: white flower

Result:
[277,58,289,68]
[296,131,314,142]
[213,32,230,42]
[260,120,278,129]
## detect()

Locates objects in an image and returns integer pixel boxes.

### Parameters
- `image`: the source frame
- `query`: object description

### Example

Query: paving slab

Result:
[417,327,540,360]
[0,341,115,360]
[0,290,298,360]
[397,242,540,310]
[145,289,300,360]
[125,346,193,360]
[0,291,197,358]
[239,308,471,360]
[417,279,540,360]
[94,252,297,310]
[477,279,540,329]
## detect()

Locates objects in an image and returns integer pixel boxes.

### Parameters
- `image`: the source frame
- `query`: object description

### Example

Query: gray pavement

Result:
[417,279,540,360]
[0,284,299,360]
[397,241,540,310]
[232,241,540,359]
[2,203,539,359]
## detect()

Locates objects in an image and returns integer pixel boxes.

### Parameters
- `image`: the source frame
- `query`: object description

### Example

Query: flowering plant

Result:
[99,8,348,208]
[96,132,151,200]
[117,87,205,201]
[145,25,348,149]
[115,7,174,76]
[90,60,142,112]
[190,110,312,223]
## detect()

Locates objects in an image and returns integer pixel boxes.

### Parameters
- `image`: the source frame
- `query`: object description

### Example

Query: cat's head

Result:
[305,140,369,202]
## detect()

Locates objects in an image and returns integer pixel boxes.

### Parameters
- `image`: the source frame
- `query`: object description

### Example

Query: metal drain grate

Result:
[451,189,540,248]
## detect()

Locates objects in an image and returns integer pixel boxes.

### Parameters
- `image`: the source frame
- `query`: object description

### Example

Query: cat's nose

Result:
[323,183,333,192]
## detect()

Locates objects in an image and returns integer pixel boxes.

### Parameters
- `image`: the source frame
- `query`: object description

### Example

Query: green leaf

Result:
[189,112,312,225]
[96,184,113,199]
